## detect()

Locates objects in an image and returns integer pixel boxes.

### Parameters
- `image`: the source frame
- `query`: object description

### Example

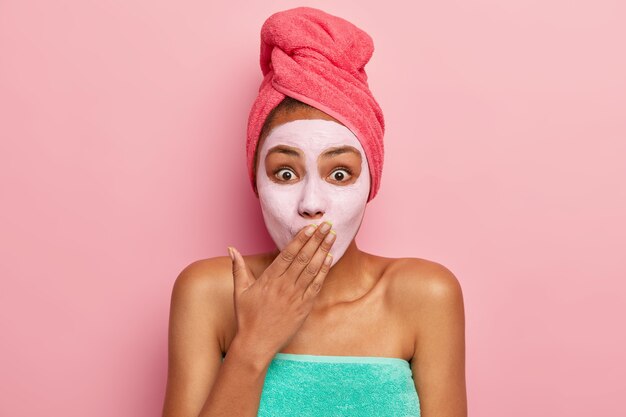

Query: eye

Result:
[329,167,353,182]
[273,167,299,182]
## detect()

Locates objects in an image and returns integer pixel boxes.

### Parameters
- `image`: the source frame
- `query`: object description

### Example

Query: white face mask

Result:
[256,118,370,268]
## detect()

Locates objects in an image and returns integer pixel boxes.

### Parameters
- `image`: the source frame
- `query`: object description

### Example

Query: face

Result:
[255,118,370,268]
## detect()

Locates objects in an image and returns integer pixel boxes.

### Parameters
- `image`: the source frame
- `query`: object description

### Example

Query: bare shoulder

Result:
[387,256,462,298]
[163,256,234,417]
[173,251,270,298]
[162,252,270,416]
[383,258,467,416]
[383,257,465,325]
[170,252,272,334]
[168,256,235,356]
[174,256,232,291]
[173,255,234,299]
[171,253,269,335]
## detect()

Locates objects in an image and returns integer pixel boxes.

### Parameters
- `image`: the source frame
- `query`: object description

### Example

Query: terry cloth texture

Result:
[256,353,421,417]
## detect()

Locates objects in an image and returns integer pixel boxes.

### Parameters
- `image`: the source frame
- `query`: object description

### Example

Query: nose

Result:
[298,175,326,220]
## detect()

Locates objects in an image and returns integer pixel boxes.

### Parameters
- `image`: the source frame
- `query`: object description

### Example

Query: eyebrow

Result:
[267,145,302,158]
[267,145,361,159]
[320,146,361,159]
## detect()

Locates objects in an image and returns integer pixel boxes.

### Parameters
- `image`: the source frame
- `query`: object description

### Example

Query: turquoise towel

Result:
[257,353,421,417]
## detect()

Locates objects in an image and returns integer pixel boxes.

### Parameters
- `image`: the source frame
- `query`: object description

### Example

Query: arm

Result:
[163,225,335,416]
[161,258,273,417]
[409,262,468,417]
[198,334,272,417]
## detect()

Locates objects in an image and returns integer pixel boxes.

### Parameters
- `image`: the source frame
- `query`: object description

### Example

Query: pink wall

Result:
[1,1,624,416]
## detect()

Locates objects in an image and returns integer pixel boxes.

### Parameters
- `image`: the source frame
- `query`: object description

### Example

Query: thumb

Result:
[228,246,254,294]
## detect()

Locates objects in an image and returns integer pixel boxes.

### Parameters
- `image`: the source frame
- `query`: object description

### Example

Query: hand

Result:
[228,222,336,360]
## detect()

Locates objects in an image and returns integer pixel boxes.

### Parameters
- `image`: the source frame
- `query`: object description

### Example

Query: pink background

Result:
[1,1,624,416]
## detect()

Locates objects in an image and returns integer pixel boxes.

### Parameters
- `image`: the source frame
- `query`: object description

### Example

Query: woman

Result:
[162,7,467,417]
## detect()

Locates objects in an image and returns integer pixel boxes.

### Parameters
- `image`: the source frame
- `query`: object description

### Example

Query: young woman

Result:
[162,7,466,417]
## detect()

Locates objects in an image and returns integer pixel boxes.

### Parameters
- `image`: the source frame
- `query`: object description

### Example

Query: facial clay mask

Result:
[256,118,371,268]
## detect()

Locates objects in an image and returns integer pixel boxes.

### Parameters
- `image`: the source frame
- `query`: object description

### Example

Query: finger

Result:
[283,221,333,281]
[229,246,253,294]
[229,246,243,294]
[302,251,334,301]
[263,223,319,278]
[294,229,336,290]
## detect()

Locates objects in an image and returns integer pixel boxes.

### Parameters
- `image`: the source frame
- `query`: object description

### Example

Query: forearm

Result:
[197,335,273,417]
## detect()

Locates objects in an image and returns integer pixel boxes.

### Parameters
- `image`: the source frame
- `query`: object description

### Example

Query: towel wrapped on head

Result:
[246,6,385,202]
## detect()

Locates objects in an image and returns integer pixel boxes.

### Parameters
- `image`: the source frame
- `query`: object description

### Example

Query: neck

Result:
[268,238,372,311]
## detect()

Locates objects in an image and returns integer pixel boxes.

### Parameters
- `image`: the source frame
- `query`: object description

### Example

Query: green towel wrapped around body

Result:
[257,352,421,417]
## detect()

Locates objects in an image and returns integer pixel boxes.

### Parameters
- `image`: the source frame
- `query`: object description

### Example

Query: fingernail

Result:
[320,221,332,233]
[227,247,234,261]
[305,224,317,236]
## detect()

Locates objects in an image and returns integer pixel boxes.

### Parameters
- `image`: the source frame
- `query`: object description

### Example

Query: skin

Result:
[162,106,468,417]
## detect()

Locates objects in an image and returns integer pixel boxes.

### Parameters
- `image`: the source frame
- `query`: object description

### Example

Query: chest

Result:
[223,287,415,361]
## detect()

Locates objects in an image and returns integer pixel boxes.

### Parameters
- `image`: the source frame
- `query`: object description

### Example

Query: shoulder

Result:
[171,251,274,304]
[172,252,270,296]
[169,253,271,345]
[384,257,464,325]
[170,256,233,315]
[385,257,463,299]
[386,259,467,415]
[169,257,233,346]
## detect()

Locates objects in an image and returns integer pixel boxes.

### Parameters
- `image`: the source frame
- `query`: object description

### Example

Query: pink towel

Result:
[246,6,385,202]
